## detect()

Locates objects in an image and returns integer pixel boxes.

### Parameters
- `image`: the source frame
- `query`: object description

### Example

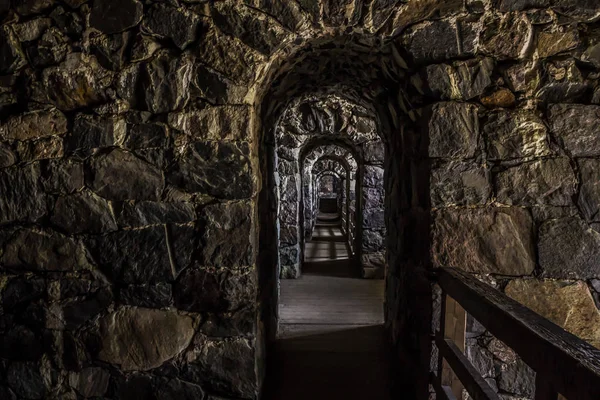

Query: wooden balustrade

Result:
[431,268,600,400]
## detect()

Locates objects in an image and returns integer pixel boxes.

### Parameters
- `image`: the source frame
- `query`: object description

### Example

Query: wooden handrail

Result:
[432,267,600,400]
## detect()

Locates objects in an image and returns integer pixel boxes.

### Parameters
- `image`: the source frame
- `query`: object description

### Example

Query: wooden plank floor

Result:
[264,214,391,400]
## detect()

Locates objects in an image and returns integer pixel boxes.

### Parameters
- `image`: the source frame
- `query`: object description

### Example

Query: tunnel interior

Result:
[1,1,600,400]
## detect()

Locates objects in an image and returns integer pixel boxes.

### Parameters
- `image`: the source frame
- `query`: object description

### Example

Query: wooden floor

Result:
[264,213,391,400]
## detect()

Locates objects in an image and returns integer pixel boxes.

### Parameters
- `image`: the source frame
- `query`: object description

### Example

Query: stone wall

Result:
[1,0,600,399]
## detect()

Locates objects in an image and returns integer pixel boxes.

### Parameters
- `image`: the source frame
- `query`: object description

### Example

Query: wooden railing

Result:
[431,268,600,400]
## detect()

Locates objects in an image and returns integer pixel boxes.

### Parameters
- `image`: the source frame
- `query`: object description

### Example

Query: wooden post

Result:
[535,374,558,400]
[439,293,467,399]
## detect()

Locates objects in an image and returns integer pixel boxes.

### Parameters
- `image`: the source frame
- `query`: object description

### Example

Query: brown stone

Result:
[96,308,195,371]
[506,279,600,348]
[480,88,516,108]
[0,108,67,141]
[432,207,535,275]
[495,158,577,206]
[537,30,580,58]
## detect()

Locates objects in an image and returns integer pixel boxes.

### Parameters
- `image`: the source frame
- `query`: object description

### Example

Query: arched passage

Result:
[256,34,432,398]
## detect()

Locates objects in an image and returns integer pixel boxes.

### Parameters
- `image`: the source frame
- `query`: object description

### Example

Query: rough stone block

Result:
[431,160,490,206]
[578,158,600,221]
[96,307,195,371]
[506,279,600,348]
[200,201,253,268]
[483,110,550,160]
[86,226,173,284]
[548,104,600,157]
[174,267,255,313]
[51,191,118,234]
[425,102,479,159]
[182,336,257,399]
[2,228,86,272]
[91,148,164,201]
[168,141,254,199]
[495,158,576,206]
[422,58,494,100]
[539,217,600,280]
[432,207,535,275]
[0,164,46,224]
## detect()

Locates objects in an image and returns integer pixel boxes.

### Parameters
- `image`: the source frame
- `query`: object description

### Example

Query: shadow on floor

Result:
[263,325,392,400]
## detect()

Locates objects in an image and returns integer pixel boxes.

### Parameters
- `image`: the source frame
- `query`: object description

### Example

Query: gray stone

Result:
[425,102,479,159]
[404,20,460,64]
[536,82,592,104]
[0,164,46,224]
[16,136,64,161]
[87,226,173,284]
[155,378,205,400]
[144,4,201,50]
[169,106,251,142]
[578,158,600,221]
[364,166,384,188]
[182,337,257,398]
[130,34,161,63]
[51,191,118,234]
[25,27,68,68]
[497,358,535,397]
[1,325,43,361]
[363,209,385,229]
[42,53,112,111]
[548,104,600,157]
[120,283,172,308]
[2,228,86,272]
[432,207,535,275]
[280,224,299,246]
[116,201,196,227]
[2,276,46,309]
[200,201,253,267]
[0,143,16,168]
[431,161,490,206]
[67,114,125,153]
[497,0,600,22]
[201,307,256,337]
[119,52,193,113]
[174,267,255,313]
[503,62,540,93]
[168,141,254,199]
[212,2,291,56]
[480,13,532,60]
[539,217,600,280]
[364,187,385,209]
[0,26,26,74]
[0,108,67,141]
[484,110,550,160]
[390,0,464,34]
[363,141,385,164]
[13,17,52,41]
[89,0,143,34]
[69,367,110,398]
[245,0,308,31]
[495,158,576,206]
[423,58,494,100]
[61,288,113,330]
[96,307,195,371]
[90,31,133,71]
[91,148,164,201]
[362,230,385,253]
[194,25,265,84]
[7,362,46,400]
[125,123,169,149]
[41,160,84,194]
